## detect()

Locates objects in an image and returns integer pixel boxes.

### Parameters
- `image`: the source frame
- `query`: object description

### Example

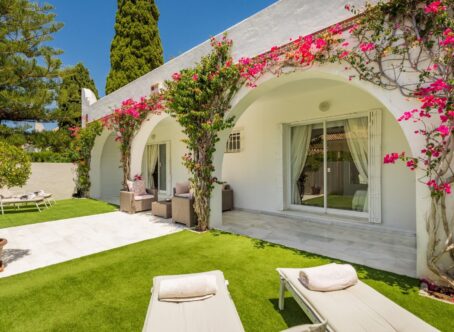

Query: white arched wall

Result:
[90,129,113,199]
[130,112,170,178]
[101,133,123,202]
[209,65,429,277]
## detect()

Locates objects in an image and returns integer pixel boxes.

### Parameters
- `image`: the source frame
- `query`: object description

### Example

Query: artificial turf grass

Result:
[0,230,452,332]
[0,198,118,229]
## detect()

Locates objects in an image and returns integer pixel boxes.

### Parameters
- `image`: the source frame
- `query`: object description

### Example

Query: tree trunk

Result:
[426,195,454,288]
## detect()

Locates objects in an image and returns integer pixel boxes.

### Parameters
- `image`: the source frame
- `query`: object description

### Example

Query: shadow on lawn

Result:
[2,249,31,266]
[210,230,417,294]
[269,297,311,327]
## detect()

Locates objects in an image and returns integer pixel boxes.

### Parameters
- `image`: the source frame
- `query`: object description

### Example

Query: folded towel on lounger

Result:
[158,274,218,302]
[299,263,358,292]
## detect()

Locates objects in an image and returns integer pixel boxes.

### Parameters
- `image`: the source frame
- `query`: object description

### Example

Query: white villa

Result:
[82,0,437,279]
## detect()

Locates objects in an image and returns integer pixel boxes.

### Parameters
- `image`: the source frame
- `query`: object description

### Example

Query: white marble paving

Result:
[219,210,417,277]
[0,211,183,278]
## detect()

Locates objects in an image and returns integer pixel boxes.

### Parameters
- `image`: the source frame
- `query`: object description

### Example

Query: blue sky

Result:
[46,0,277,97]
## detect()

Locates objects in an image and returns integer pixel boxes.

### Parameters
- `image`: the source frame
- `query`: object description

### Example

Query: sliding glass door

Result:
[290,116,369,214]
[143,142,169,194]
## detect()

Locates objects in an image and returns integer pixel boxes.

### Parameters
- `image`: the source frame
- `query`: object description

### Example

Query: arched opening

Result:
[208,70,421,276]
[99,132,123,204]
[132,115,190,200]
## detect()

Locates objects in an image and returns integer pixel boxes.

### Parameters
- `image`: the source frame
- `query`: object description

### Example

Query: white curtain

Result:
[291,125,312,204]
[142,145,159,189]
[345,118,369,211]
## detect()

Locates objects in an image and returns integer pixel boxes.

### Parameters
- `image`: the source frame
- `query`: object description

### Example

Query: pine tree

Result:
[105,0,164,95]
[0,0,62,122]
[56,63,99,128]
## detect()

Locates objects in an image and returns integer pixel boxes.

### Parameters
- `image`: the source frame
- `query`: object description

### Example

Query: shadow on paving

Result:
[2,249,31,266]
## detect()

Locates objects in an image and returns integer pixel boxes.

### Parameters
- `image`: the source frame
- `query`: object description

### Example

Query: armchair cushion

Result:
[175,181,190,195]
[133,179,147,196]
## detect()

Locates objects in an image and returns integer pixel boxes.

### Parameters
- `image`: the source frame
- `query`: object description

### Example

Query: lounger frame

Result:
[278,273,333,332]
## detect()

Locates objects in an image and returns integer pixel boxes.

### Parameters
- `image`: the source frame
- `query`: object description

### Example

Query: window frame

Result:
[225,129,243,153]
[285,109,382,223]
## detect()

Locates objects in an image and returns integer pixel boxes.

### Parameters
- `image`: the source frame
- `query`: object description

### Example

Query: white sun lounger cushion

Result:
[278,268,438,332]
[299,263,358,291]
[142,270,245,332]
[158,274,217,302]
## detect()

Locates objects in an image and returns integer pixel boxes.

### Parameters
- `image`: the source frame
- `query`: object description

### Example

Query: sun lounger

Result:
[0,196,45,215]
[34,191,55,207]
[142,270,244,332]
[277,268,439,332]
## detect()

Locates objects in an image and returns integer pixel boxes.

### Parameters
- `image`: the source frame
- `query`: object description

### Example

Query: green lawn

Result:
[303,194,354,210]
[0,230,451,332]
[0,198,118,229]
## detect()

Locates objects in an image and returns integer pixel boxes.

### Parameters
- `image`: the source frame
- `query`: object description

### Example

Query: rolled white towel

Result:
[158,274,217,302]
[299,263,358,292]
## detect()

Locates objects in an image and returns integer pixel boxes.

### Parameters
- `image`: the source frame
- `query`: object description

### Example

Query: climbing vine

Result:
[164,37,242,231]
[70,121,103,197]
[101,95,163,189]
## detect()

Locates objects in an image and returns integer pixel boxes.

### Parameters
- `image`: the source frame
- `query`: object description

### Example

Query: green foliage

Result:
[0,125,73,161]
[28,151,71,163]
[0,140,31,188]
[0,0,63,121]
[165,37,241,230]
[55,63,99,128]
[70,121,103,197]
[105,0,163,94]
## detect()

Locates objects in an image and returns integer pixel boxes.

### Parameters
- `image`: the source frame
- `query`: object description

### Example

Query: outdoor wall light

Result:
[319,100,331,112]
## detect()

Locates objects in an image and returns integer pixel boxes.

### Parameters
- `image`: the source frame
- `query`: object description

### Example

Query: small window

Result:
[226,130,242,153]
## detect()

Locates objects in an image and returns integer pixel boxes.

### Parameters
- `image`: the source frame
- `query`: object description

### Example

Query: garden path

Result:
[0,211,182,277]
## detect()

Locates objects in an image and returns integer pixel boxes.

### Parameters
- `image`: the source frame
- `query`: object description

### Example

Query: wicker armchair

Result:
[120,180,158,214]
[171,182,197,227]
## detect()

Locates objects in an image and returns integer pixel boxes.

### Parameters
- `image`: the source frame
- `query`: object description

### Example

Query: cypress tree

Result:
[56,63,99,128]
[105,0,164,95]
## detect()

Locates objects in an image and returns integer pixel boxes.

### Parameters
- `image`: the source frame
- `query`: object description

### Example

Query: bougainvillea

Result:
[164,36,242,231]
[101,94,163,188]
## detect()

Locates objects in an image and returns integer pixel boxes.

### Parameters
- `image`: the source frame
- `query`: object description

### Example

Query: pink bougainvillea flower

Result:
[315,38,327,49]
[440,28,454,46]
[192,74,199,81]
[406,159,417,170]
[339,51,350,59]
[328,24,342,35]
[383,152,400,164]
[172,72,181,81]
[359,42,375,52]
[348,24,359,34]
[424,1,446,14]
[436,125,451,137]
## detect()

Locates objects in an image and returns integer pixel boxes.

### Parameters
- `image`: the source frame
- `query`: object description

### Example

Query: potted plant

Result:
[0,238,7,272]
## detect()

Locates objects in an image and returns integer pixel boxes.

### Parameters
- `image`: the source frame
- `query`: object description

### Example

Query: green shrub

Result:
[28,151,71,163]
[0,140,31,188]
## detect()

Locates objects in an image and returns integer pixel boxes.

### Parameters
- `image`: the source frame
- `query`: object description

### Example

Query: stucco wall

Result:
[100,133,123,202]
[1,163,76,200]
[222,80,416,232]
